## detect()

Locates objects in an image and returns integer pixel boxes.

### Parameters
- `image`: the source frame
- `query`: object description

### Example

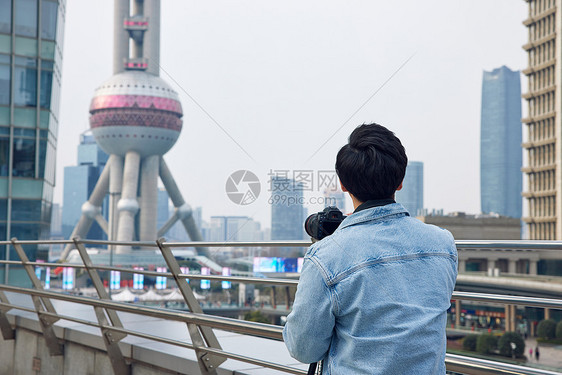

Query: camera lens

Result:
[304,214,319,239]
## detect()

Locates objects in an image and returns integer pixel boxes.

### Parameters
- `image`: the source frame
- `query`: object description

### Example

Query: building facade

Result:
[0,0,65,281]
[481,66,522,219]
[61,134,108,241]
[418,212,521,240]
[522,0,559,239]
[323,187,346,213]
[270,176,306,244]
[209,216,262,242]
[395,161,423,216]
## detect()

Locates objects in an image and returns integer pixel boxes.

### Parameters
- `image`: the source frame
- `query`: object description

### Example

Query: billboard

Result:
[253,257,304,273]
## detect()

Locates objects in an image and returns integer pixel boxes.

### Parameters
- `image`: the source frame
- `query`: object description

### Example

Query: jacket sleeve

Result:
[283,256,335,364]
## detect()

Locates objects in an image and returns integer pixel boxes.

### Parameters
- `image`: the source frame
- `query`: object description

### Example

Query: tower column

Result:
[144,0,161,75]
[458,258,466,273]
[116,151,141,252]
[508,258,518,274]
[139,155,159,242]
[529,259,538,275]
[159,157,209,257]
[113,0,130,74]
[108,155,123,246]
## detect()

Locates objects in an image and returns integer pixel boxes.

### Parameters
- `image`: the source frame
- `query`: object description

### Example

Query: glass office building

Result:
[270,177,306,256]
[396,161,424,216]
[0,0,66,282]
[480,66,522,219]
[62,135,108,242]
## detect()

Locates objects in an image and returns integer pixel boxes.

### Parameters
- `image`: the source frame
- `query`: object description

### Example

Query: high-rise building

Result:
[209,216,262,242]
[50,203,62,237]
[522,1,558,239]
[395,161,423,216]
[157,187,169,230]
[270,177,306,242]
[323,187,346,213]
[481,66,522,219]
[0,0,65,282]
[61,134,109,240]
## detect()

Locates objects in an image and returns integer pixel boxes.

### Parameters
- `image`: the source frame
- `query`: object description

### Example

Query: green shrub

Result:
[498,332,525,358]
[556,321,562,339]
[462,334,478,351]
[243,310,270,324]
[537,319,557,340]
[476,333,498,355]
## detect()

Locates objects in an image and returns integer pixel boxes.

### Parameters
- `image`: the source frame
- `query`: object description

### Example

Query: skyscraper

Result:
[480,66,522,219]
[395,161,423,216]
[0,0,65,282]
[323,187,346,213]
[270,177,306,243]
[62,134,109,241]
[157,187,169,230]
[522,1,558,239]
[209,216,262,242]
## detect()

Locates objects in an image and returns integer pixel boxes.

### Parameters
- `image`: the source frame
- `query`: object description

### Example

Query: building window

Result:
[15,0,37,37]
[14,57,37,107]
[0,0,11,34]
[40,68,52,109]
[0,128,8,176]
[12,137,35,177]
[41,0,57,40]
[0,54,9,105]
[11,199,42,221]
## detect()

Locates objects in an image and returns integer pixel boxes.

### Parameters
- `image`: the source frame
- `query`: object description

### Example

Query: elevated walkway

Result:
[1,292,304,375]
[1,239,562,375]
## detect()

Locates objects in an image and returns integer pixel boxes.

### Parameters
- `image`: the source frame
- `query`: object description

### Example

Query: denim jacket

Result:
[283,203,458,374]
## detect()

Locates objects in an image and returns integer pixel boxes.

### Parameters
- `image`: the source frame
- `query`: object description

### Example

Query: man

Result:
[283,123,458,374]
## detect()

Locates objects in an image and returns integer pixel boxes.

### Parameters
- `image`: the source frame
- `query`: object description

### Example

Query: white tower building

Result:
[62,0,206,258]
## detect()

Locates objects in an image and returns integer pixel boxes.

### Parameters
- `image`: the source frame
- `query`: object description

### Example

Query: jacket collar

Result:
[354,199,396,213]
[338,202,409,231]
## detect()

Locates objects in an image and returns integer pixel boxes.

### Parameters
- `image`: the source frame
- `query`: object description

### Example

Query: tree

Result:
[476,334,498,355]
[498,332,525,358]
[244,310,270,324]
[556,321,562,339]
[462,334,478,351]
[537,319,557,340]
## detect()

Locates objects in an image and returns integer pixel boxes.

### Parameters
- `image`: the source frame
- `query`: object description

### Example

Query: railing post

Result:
[455,300,461,328]
[0,290,15,339]
[10,238,63,355]
[72,238,131,375]
[156,238,225,374]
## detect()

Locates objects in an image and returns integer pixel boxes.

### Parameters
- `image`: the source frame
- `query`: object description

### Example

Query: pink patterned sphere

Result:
[89,71,183,156]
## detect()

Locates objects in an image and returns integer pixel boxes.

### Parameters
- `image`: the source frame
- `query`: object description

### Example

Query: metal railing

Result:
[0,238,561,375]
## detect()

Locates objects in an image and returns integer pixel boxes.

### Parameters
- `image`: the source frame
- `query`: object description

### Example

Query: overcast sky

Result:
[57,1,528,228]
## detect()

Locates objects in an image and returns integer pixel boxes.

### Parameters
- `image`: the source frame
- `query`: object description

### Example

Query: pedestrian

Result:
[535,346,540,361]
[283,124,458,374]
[529,348,533,359]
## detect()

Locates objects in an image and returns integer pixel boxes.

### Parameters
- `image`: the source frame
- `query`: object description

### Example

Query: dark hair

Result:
[335,123,407,202]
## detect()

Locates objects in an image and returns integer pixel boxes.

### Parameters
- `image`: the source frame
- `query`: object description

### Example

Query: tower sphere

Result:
[89,71,183,157]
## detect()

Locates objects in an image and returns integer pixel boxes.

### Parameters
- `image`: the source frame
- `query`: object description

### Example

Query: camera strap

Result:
[307,360,323,375]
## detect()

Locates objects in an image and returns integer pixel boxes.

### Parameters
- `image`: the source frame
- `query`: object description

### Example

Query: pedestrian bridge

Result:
[1,239,562,375]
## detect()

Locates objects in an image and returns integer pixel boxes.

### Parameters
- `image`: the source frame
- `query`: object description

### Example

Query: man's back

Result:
[283,203,458,374]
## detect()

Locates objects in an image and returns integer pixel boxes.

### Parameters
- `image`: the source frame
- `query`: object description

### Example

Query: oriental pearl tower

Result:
[61,0,207,259]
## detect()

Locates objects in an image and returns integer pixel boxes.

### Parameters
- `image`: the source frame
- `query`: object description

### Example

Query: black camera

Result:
[304,206,346,241]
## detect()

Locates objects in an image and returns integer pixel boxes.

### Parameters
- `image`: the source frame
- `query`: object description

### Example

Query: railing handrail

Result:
[2,283,562,375]
[3,238,562,250]
[1,237,562,375]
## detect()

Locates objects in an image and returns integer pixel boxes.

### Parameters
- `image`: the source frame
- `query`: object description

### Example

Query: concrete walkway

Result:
[525,337,562,370]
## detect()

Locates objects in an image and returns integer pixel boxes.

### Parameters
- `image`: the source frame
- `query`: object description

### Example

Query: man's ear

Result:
[396,182,403,191]
[340,180,348,192]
